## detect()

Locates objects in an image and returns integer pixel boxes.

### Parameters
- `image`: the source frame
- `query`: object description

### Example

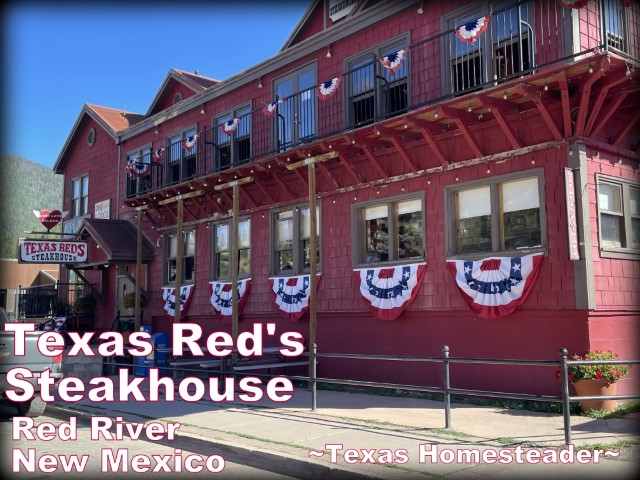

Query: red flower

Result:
[616,370,622,377]
[595,371,603,379]
[555,370,561,379]
[568,374,574,382]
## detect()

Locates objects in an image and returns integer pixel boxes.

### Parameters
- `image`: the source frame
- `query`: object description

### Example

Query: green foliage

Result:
[123,291,149,309]
[0,154,63,258]
[568,350,631,383]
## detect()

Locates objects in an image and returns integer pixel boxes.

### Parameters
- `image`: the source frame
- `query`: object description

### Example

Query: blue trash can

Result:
[134,330,169,377]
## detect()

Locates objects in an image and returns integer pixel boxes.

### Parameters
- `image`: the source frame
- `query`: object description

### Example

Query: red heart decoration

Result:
[39,210,63,231]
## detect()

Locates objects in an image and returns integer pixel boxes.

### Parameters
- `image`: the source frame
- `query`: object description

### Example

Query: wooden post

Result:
[286,151,338,372]
[214,177,254,350]
[158,190,203,323]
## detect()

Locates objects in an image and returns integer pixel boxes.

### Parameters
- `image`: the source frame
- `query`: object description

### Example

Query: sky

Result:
[2,1,311,169]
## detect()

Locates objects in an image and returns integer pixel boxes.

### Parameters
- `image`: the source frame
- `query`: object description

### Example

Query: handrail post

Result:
[311,343,317,411]
[442,345,451,429]
[560,348,572,445]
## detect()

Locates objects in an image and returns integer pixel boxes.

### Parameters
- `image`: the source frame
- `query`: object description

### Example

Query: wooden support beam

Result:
[516,84,563,141]
[254,178,276,204]
[436,105,481,125]
[378,127,418,173]
[337,152,364,184]
[317,161,341,189]
[411,119,449,166]
[491,107,521,150]
[202,192,226,214]
[557,71,573,138]
[574,58,610,136]
[585,74,632,136]
[241,185,259,209]
[271,172,296,200]
[590,92,629,138]
[360,145,388,178]
[611,110,640,145]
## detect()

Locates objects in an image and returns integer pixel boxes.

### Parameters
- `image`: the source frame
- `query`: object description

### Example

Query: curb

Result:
[46,404,386,480]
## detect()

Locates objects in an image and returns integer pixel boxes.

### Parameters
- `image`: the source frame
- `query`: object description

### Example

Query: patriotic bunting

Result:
[379,48,408,76]
[263,98,286,117]
[354,262,426,321]
[317,77,341,100]
[269,274,321,322]
[209,279,252,323]
[220,118,240,136]
[161,284,195,318]
[182,134,198,151]
[455,14,491,45]
[152,148,166,161]
[446,252,543,319]
[126,157,151,177]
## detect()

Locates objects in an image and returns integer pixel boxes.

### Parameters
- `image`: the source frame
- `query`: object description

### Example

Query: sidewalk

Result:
[49,382,640,479]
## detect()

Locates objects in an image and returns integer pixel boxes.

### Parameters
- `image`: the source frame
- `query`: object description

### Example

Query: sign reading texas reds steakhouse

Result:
[19,239,88,263]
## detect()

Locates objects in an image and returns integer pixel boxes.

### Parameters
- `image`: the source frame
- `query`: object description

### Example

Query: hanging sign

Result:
[446,252,543,319]
[19,239,87,264]
[329,0,357,22]
[209,279,252,322]
[269,274,321,322]
[162,284,195,317]
[33,209,66,231]
[353,262,427,320]
[564,168,580,261]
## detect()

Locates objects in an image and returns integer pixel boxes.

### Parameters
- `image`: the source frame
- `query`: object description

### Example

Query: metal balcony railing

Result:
[124,0,638,199]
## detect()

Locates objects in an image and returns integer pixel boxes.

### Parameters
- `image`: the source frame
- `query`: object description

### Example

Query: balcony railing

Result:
[124,0,638,199]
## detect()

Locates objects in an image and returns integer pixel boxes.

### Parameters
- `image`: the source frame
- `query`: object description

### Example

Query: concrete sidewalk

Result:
[49,382,640,479]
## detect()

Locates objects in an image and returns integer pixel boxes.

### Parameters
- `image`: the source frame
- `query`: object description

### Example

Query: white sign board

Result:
[95,199,111,219]
[329,0,357,22]
[19,239,88,263]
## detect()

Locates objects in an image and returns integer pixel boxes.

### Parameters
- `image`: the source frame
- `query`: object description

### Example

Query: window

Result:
[596,175,640,258]
[604,0,630,53]
[71,175,89,218]
[213,104,251,171]
[446,171,546,257]
[164,229,196,285]
[274,64,316,151]
[272,204,320,275]
[443,1,532,95]
[125,146,152,197]
[212,219,251,280]
[347,36,409,128]
[353,195,425,265]
[167,126,198,184]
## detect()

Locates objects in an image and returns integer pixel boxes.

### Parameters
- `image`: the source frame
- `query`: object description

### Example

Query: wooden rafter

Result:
[574,58,610,136]
[336,151,363,184]
[611,110,640,145]
[411,119,449,166]
[557,71,572,138]
[271,172,296,200]
[378,127,418,173]
[317,161,340,189]
[590,93,629,139]
[435,106,482,158]
[584,73,630,136]
[202,192,225,214]
[360,145,388,178]
[515,84,563,141]
[240,185,258,209]
[473,96,520,150]
[254,177,276,204]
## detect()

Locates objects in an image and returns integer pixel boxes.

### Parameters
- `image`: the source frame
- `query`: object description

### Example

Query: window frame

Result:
[596,173,640,260]
[273,61,318,152]
[444,168,547,260]
[166,124,198,184]
[344,33,411,128]
[604,0,630,54]
[441,1,533,96]
[125,144,153,196]
[70,174,89,218]
[163,228,196,286]
[270,202,322,276]
[210,217,252,281]
[212,102,252,172]
[352,192,426,268]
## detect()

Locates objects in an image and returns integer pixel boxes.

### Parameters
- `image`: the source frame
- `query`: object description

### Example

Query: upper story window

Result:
[596,174,640,259]
[443,1,532,95]
[213,104,251,172]
[353,194,425,266]
[604,0,630,53]
[445,170,546,258]
[346,35,409,128]
[125,145,152,197]
[167,126,198,184]
[212,218,251,280]
[71,175,89,218]
[164,229,196,285]
[272,204,320,275]
[274,64,316,151]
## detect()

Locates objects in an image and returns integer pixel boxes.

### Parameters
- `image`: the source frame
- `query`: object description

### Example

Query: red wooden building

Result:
[53,0,639,395]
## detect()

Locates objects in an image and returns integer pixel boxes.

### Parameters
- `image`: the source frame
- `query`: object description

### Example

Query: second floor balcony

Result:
[125,0,639,200]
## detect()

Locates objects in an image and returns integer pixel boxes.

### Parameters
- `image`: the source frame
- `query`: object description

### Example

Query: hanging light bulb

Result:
[326,46,332,58]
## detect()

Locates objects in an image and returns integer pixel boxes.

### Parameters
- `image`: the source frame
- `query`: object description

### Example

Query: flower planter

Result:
[573,379,618,413]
